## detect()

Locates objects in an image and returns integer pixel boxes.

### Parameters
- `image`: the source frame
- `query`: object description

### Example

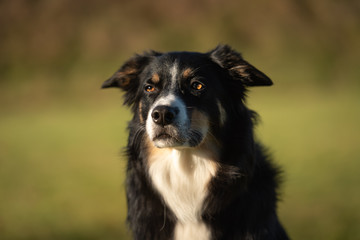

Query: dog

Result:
[102,45,289,240]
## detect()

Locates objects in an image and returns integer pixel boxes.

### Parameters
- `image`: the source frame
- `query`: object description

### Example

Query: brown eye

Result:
[145,85,155,92]
[191,82,205,91]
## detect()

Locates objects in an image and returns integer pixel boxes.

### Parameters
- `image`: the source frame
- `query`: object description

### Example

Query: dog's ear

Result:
[102,51,161,90]
[102,51,161,105]
[209,45,272,87]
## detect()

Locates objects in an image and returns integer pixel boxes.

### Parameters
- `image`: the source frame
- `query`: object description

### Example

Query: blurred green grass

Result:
[0,101,132,239]
[249,88,360,239]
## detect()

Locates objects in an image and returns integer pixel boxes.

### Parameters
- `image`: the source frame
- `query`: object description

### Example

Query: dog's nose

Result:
[151,106,178,126]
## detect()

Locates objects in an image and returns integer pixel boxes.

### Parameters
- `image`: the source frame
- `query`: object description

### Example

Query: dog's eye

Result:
[145,85,156,93]
[191,81,205,91]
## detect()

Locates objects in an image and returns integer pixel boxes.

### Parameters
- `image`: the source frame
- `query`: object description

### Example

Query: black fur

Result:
[102,45,289,240]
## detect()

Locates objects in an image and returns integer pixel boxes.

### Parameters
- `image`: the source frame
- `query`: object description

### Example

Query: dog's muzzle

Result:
[147,104,187,148]
[146,95,208,148]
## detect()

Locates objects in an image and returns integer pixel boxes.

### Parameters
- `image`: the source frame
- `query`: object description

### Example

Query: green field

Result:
[1,85,359,240]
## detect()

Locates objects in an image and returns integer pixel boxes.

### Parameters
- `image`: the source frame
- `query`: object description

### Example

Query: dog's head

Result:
[102,45,272,149]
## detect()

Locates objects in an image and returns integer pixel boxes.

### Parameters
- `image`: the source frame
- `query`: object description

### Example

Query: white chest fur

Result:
[148,148,218,239]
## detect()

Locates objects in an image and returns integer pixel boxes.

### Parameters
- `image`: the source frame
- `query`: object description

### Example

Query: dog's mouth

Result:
[150,126,207,149]
[152,128,187,148]
[154,133,172,140]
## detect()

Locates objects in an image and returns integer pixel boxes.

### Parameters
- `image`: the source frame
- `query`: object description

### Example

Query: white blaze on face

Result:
[170,61,179,89]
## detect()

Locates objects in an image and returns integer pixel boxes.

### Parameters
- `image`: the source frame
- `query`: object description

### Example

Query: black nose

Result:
[151,105,179,126]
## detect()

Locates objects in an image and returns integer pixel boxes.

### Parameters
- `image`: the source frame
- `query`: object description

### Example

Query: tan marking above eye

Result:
[152,73,160,83]
[182,68,194,79]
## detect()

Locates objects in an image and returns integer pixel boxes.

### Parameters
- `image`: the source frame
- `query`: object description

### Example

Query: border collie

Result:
[102,45,289,240]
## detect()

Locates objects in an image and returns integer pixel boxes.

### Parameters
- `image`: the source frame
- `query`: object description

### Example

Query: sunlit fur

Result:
[102,44,289,240]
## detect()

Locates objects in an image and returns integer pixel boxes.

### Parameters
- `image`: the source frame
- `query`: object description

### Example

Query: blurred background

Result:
[1,0,359,239]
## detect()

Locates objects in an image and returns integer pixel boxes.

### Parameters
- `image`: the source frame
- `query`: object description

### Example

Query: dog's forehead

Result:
[148,51,214,75]
[163,51,208,63]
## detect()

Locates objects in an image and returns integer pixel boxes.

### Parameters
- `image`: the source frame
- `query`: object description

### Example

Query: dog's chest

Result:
[148,149,217,224]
